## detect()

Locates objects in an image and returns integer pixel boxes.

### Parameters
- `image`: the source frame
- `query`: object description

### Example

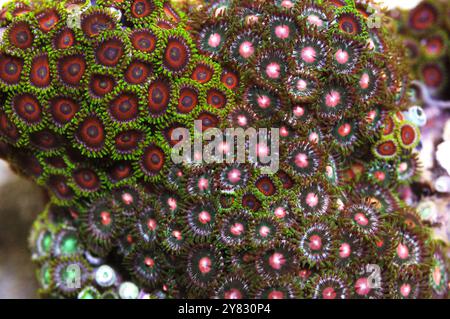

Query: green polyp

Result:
[60,234,79,255]
[61,266,78,283]
[40,264,51,289]
[40,231,53,254]
[78,286,100,299]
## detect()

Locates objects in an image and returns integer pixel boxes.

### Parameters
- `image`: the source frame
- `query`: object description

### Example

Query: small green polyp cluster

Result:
[0,0,448,298]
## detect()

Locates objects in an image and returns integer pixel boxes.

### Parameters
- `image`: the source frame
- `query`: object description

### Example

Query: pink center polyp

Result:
[293,105,304,117]
[208,33,221,48]
[266,62,281,79]
[167,197,177,211]
[257,95,271,108]
[339,243,351,258]
[396,243,410,260]
[307,15,323,27]
[275,25,290,39]
[230,222,244,236]
[308,234,322,250]
[355,278,371,296]
[198,256,212,274]
[309,132,319,143]
[172,230,182,240]
[259,225,271,237]
[301,46,317,63]
[122,192,133,205]
[239,41,254,59]
[237,114,247,126]
[354,212,369,226]
[305,192,319,207]
[227,168,241,184]
[359,72,370,89]
[296,79,308,91]
[198,211,211,224]
[400,283,411,297]
[433,266,442,286]
[224,289,242,299]
[281,0,294,9]
[335,49,349,64]
[268,290,284,299]
[197,177,209,190]
[295,152,309,168]
[269,252,286,270]
[322,287,337,299]
[325,90,341,108]
[280,126,289,137]
[274,207,286,218]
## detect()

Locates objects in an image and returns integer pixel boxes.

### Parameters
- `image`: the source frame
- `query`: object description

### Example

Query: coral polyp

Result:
[0,0,448,299]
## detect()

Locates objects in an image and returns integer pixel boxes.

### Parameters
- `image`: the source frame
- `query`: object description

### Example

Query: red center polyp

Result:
[301,47,316,63]
[397,243,409,260]
[239,41,254,58]
[354,212,369,226]
[335,49,349,64]
[198,211,211,224]
[295,153,309,168]
[309,234,322,250]
[198,256,212,274]
[100,211,111,226]
[126,234,133,243]
[322,287,337,299]
[266,62,281,79]
[275,25,290,39]
[147,218,157,231]
[355,277,371,296]
[144,257,155,268]
[269,252,286,270]
[208,33,221,48]
[325,90,341,108]
[374,171,386,181]
[338,123,351,137]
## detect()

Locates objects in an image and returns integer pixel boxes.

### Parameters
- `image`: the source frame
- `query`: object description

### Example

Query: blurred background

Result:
[1,0,448,298]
